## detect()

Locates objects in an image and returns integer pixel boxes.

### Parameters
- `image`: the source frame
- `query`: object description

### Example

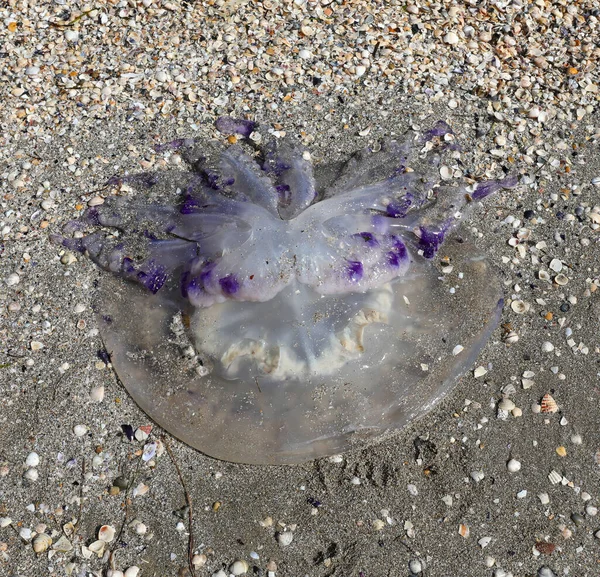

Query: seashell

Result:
[503,330,519,344]
[516,228,531,240]
[32,533,52,553]
[458,523,470,538]
[540,393,558,414]
[52,535,73,552]
[548,470,562,485]
[88,539,106,557]
[230,560,249,575]
[549,258,562,273]
[535,542,556,555]
[439,165,452,180]
[554,273,568,286]
[498,398,515,411]
[538,270,550,282]
[594,449,600,467]
[501,383,516,397]
[511,300,529,314]
[98,524,116,543]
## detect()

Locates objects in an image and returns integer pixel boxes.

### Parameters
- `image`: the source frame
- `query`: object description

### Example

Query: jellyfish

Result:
[51,118,516,464]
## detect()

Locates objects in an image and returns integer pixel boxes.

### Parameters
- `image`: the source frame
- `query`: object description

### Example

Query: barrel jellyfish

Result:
[52,118,516,464]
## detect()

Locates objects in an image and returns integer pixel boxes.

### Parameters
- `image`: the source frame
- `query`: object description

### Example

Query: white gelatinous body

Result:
[52,118,515,464]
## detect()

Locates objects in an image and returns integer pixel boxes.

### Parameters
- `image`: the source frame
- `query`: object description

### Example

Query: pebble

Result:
[507,459,521,473]
[409,559,423,573]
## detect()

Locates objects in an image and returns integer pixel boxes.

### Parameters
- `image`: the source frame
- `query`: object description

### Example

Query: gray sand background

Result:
[1,1,600,576]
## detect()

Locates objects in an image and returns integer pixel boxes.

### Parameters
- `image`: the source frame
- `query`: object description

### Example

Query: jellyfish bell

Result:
[52,118,515,464]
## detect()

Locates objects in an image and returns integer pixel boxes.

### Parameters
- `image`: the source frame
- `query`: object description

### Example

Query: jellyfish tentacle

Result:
[263,139,317,220]
[218,145,280,216]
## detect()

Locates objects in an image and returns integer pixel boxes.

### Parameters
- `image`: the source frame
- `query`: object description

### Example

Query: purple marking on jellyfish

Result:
[215,116,257,139]
[84,207,101,226]
[154,138,197,153]
[346,260,363,282]
[390,236,408,260]
[136,261,167,294]
[386,192,414,218]
[181,269,203,299]
[418,226,445,259]
[219,274,240,295]
[353,232,379,247]
[52,235,86,253]
[420,120,453,143]
[472,175,518,200]
[62,220,88,234]
[276,183,291,203]
[180,194,200,214]
[200,261,217,284]
[387,251,401,267]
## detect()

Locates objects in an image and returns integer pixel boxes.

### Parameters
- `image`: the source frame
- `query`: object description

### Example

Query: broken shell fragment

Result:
[503,330,519,344]
[540,394,558,414]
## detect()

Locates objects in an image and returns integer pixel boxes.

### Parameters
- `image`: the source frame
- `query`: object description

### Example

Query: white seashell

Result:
[507,459,521,473]
[230,560,249,575]
[511,300,529,314]
[52,535,73,552]
[452,345,464,355]
[25,452,40,467]
[498,398,515,411]
[440,165,452,180]
[88,539,106,557]
[549,258,562,272]
[473,366,487,378]
[87,196,105,207]
[501,383,516,397]
[277,531,294,546]
[554,273,568,286]
[548,470,562,485]
[538,270,550,282]
[503,330,519,344]
[98,524,116,543]
[124,567,140,577]
[32,533,52,553]
[541,341,554,353]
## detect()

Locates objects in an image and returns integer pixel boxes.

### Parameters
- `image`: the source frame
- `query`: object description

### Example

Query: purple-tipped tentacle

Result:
[215,116,257,139]
[218,146,280,216]
[472,175,518,200]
